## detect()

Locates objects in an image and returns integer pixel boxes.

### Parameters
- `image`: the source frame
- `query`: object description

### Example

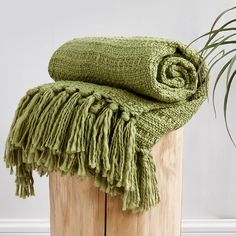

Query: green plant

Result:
[189,6,236,147]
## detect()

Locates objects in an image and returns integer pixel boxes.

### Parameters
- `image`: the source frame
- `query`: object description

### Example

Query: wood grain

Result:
[49,173,105,236]
[49,128,183,236]
[106,128,183,236]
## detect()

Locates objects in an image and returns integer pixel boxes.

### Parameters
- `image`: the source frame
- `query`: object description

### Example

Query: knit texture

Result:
[4,37,209,212]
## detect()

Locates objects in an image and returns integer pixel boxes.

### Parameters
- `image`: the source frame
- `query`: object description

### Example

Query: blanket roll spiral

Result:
[4,37,209,212]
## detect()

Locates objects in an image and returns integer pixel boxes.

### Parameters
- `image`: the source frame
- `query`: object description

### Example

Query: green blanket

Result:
[4,37,209,212]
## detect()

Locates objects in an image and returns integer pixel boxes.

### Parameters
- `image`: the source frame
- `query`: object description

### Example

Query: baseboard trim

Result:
[0,219,236,235]
[0,219,49,236]
[182,219,236,235]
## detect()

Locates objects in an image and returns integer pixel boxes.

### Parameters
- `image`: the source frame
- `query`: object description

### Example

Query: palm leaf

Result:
[189,6,236,147]
[203,6,236,53]
[212,57,232,116]
[224,69,236,147]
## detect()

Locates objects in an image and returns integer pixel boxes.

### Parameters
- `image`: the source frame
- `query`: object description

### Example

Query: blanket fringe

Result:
[4,84,160,212]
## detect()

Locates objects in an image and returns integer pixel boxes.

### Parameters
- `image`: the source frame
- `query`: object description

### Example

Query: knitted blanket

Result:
[4,37,209,212]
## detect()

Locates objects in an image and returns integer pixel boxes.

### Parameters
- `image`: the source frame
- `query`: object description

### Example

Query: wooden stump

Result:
[49,128,183,236]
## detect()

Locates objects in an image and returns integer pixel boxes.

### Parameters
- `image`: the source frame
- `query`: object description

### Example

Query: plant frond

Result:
[212,58,232,117]
[224,69,236,147]
[189,5,236,147]
[204,6,236,51]
[187,27,236,48]
[226,54,236,85]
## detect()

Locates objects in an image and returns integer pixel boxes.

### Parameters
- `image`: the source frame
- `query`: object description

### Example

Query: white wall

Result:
[0,0,235,234]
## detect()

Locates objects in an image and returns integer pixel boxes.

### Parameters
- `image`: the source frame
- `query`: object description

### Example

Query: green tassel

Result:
[11,92,41,146]
[122,116,136,191]
[4,84,161,212]
[32,90,70,151]
[46,92,80,152]
[88,103,109,171]
[113,116,125,187]
[77,152,87,177]
[19,90,55,147]
[122,152,140,211]
[66,95,95,153]
[77,96,96,152]
[15,164,34,198]
[9,95,33,139]
[99,103,118,177]
[136,150,160,211]
[122,149,160,212]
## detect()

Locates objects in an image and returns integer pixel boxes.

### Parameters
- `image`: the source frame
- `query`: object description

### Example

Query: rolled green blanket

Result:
[4,37,209,212]
[49,37,203,102]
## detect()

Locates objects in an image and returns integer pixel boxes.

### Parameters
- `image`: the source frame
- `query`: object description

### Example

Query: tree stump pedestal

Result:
[49,129,183,236]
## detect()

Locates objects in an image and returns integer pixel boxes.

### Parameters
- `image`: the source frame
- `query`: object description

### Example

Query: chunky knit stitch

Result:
[4,36,209,212]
